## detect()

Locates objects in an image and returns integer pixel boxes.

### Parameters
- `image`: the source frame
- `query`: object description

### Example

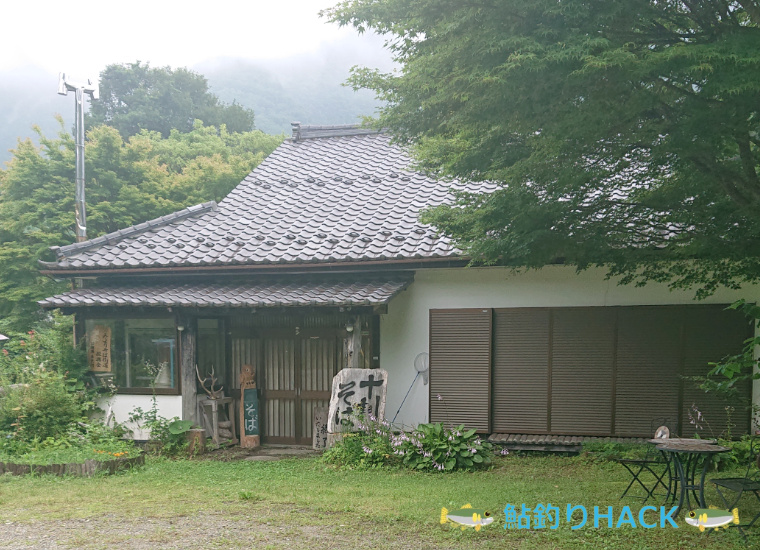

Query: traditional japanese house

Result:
[39,124,759,444]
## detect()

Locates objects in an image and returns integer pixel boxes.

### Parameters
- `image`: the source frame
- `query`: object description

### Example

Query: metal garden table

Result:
[656,440,729,516]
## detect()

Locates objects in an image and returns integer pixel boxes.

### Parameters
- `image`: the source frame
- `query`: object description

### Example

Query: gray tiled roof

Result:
[39,279,411,309]
[43,125,496,271]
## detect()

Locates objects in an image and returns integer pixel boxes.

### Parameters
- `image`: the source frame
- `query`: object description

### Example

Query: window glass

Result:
[85,318,176,391]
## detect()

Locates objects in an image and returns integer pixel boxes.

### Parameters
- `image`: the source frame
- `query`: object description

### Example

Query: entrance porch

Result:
[40,277,410,443]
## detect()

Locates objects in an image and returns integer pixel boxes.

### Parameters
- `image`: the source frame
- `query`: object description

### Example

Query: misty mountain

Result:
[0,66,76,165]
[198,36,394,135]
[0,37,393,164]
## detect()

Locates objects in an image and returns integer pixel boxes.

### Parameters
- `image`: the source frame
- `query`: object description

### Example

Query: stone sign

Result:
[327,368,388,433]
[313,406,328,450]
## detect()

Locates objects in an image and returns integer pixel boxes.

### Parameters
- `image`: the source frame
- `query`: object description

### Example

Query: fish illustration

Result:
[685,507,739,532]
[440,503,494,531]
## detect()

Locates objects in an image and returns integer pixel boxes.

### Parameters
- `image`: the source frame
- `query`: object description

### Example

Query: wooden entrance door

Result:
[259,329,343,444]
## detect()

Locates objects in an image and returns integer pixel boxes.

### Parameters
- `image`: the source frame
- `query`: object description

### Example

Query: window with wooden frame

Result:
[84,318,178,394]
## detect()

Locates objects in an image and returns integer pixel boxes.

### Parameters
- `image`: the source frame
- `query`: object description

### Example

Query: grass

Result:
[0,453,757,549]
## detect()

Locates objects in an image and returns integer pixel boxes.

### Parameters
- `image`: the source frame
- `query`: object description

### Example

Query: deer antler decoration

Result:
[196,365,224,399]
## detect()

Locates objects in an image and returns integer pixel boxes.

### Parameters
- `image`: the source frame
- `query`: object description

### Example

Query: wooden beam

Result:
[179,316,197,423]
[347,316,363,369]
[73,313,85,348]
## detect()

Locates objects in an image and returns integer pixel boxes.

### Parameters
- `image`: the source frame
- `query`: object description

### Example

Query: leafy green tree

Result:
[325,0,760,297]
[86,62,256,137]
[0,119,283,330]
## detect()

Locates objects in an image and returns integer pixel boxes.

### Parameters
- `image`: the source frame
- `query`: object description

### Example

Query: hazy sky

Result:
[3,0,374,78]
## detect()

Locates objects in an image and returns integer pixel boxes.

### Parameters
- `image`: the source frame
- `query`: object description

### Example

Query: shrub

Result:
[322,411,495,472]
[0,422,139,466]
[0,314,96,444]
[322,413,399,469]
[0,314,88,387]
[128,404,191,456]
[580,442,649,463]
[0,316,136,466]
[580,436,756,471]
[0,369,83,442]
[393,422,494,472]
[707,435,755,471]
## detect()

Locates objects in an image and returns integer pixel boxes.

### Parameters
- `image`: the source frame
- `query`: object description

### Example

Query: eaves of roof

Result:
[39,256,469,278]
[38,278,413,310]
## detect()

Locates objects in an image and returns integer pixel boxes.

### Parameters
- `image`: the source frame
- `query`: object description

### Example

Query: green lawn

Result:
[0,454,757,549]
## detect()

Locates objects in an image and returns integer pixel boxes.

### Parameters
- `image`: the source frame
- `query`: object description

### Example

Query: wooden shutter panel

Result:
[492,308,550,433]
[680,306,752,437]
[551,308,615,435]
[614,307,682,437]
[429,309,492,432]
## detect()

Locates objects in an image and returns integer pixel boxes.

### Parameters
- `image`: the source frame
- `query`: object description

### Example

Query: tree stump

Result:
[187,428,206,455]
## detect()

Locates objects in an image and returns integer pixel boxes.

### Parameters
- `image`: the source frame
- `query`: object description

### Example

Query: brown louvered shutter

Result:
[429,309,492,432]
[492,308,550,433]
[551,308,616,435]
[680,305,752,437]
[614,307,683,437]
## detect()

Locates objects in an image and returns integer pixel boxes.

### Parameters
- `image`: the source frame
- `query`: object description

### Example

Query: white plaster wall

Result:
[380,265,760,429]
[97,394,183,440]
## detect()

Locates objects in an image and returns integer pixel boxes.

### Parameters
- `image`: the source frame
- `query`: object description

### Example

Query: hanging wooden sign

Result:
[87,325,112,373]
[239,364,260,448]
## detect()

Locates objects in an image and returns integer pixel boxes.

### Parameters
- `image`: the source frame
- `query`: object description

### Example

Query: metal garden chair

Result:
[710,434,760,542]
[618,421,673,503]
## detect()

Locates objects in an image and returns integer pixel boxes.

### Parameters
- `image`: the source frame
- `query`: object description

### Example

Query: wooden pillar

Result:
[347,316,363,369]
[73,313,85,348]
[179,316,197,424]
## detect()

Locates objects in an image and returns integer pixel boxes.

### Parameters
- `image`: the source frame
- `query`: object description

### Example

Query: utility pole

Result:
[57,73,99,243]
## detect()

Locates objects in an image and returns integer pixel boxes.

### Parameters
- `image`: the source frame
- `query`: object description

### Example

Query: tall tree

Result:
[0,120,282,330]
[325,0,760,297]
[86,62,256,138]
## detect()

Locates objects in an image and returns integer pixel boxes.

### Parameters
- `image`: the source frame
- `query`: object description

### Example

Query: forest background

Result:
[0,50,386,332]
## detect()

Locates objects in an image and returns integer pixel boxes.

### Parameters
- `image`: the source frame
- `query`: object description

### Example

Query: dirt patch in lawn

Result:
[199,444,319,462]
[1,508,443,550]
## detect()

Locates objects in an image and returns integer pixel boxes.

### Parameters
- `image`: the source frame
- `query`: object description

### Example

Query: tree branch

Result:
[735,131,760,200]
[736,0,760,26]
[689,154,753,206]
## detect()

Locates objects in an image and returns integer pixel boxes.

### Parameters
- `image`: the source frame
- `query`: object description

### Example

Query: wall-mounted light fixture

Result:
[177,325,185,332]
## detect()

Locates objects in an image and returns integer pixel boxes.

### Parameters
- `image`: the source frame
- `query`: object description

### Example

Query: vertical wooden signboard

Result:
[87,325,112,372]
[239,364,260,448]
